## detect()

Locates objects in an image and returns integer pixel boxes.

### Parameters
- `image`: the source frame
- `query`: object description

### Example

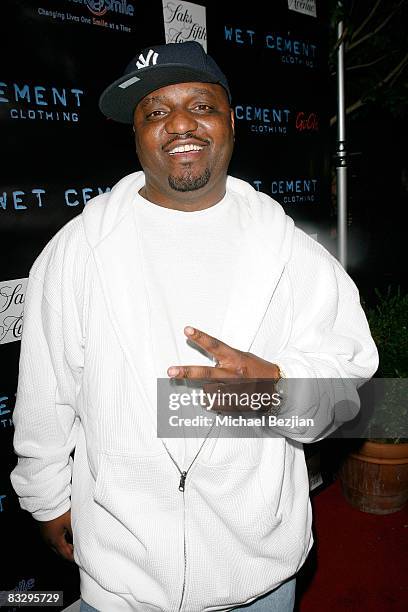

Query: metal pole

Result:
[336,18,347,268]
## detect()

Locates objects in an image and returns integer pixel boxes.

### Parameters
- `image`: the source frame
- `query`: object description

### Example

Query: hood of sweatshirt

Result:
[81,172,294,420]
[82,170,294,346]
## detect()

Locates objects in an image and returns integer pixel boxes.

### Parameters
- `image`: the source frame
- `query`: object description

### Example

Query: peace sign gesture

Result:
[167,326,281,381]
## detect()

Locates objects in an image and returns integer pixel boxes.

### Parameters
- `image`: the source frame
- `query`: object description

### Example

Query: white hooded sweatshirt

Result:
[11,172,378,611]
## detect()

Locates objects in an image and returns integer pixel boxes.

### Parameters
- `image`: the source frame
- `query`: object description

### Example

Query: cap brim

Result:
[99,64,230,124]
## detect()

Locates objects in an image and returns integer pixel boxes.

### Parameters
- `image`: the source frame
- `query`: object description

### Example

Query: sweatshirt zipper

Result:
[178,471,187,492]
[161,423,215,612]
[179,488,187,612]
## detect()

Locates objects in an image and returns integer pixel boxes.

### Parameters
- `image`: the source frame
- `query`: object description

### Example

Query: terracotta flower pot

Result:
[339,440,408,514]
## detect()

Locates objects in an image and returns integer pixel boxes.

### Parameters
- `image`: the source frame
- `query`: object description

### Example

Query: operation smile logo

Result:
[83,0,107,15]
[37,1,134,31]
[0,81,84,122]
[68,0,134,16]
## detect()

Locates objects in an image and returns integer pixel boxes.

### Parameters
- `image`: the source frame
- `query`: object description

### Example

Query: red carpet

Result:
[296,478,408,611]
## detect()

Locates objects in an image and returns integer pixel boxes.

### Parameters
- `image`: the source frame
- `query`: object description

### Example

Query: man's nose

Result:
[165,109,198,134]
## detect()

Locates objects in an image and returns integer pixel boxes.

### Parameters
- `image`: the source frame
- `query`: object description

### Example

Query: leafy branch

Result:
[329,0,408,126]
[330,50,408,125]
[347,0,406,52]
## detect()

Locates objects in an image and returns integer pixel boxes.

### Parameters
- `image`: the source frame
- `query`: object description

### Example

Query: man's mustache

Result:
[162,134,210,150]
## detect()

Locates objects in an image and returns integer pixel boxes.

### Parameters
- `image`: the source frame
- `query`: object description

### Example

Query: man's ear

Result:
[230,108,235,138]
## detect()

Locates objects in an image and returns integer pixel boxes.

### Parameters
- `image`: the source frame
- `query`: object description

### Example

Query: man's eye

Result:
[146,110,166,119]
[194,104,213,112]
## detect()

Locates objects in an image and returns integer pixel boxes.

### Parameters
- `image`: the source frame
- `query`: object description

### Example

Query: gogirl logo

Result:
[68,0,135,16]
[295,111,319,132]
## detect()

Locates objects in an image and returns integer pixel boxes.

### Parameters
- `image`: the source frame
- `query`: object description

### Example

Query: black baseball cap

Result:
[99,41,231,124]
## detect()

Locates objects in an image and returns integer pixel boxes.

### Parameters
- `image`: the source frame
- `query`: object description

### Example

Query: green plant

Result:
[363,286,408,443]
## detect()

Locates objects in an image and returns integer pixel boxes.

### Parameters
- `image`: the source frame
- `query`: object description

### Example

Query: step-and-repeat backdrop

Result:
[1,1,329,607]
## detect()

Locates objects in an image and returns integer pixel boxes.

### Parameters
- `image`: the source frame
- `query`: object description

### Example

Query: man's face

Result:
[133,82,234,203]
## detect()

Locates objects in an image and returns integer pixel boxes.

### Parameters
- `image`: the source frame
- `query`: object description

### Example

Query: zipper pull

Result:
[178,471,187,492]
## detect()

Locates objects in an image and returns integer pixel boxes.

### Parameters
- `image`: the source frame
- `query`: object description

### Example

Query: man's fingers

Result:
[55,530,74,562]
[65,523,73,541]
[167,327,253,379]
[184,326,236,363]
[39,510,75,563]
[48,534,75,562]
[60,540,74,562]
[167,365,237,379]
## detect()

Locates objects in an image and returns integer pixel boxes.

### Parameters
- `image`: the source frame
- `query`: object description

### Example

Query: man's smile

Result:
[163,137,209,159]
[168,143,205,155]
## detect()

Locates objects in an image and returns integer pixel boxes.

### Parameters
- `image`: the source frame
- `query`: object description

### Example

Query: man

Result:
[11,41,378,611]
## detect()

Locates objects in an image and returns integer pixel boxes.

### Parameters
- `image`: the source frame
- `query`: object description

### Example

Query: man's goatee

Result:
[168,168,211,192]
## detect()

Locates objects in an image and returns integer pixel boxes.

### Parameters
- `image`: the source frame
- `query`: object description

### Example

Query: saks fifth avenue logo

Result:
[253,178,319,204]
[68,0,135,16]
[163,1,207,50]
[224,26,317,68]
[288,0,317,18]
[0,278,27,345]
[0,82,84,122]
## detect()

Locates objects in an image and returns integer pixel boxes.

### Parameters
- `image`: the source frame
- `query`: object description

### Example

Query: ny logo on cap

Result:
[136,49,159,69]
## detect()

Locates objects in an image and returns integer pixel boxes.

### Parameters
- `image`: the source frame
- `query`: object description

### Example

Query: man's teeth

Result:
[169,143,204,154]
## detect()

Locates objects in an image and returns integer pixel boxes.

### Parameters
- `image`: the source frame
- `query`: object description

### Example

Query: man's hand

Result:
[167,327,282,413]
[167,326,281,381]
[38,509,74,562]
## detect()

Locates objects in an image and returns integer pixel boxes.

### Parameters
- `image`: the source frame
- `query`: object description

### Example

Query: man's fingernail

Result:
[185,326,195,336]
[168,367,180,377]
